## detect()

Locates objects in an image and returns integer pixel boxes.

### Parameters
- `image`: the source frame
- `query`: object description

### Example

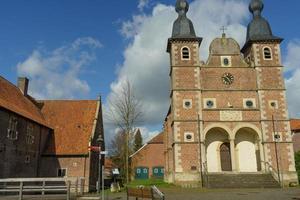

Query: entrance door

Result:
[152,167,164,178]
[220,143,232,171]
[135,167,149,179]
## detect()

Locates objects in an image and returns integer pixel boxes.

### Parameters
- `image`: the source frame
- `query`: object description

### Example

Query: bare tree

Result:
[107,80,143,183]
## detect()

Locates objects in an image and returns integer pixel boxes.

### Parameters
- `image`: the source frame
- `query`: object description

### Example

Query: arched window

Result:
[181,47,190,60]
[263,47,272,60]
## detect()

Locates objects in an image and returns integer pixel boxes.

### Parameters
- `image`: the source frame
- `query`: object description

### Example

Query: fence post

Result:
[42,180,46,196]
[75,178,78,196]
[19,182,23,200]
[67,180,71,200]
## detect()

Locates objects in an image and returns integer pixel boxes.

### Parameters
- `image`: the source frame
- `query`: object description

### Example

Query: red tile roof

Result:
[148,132,164,144]
[40,100,99,155]
[291,119,300,132]
[0,76,49,127]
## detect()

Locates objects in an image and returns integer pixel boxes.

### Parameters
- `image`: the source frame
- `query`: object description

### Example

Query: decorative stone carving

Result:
[220,111,242,121]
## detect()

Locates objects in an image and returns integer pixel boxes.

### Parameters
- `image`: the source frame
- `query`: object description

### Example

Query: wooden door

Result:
[220,143,232,171]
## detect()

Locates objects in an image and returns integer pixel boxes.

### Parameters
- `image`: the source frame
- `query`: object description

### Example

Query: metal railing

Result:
[262,161,282,187]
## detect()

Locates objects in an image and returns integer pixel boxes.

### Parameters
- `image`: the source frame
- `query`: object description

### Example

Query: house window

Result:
[263,47,272,60]
[57,168,67,177]
[25,155,31,164]
[137,169,141,174]
[7,116,18,140]
[143,168,148,173]
[181,47,190,60]
[26,124,35,145]
[154,168,158,173]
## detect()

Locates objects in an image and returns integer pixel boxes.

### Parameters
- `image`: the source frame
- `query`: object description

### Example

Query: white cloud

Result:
[138,0,149,12]
[108,0,249,131]
[284,40,300,118]
[17,37,102,99]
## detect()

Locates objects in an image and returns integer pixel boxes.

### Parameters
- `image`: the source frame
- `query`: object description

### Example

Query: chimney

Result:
[17,77,29,96]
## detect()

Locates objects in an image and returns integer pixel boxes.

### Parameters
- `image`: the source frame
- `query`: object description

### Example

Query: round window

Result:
[185,101,191,108]
[270,102,277,107]
[223,58,229,66]
[206,100,214,108]
[246,100,253,108]
[186,134,192,140]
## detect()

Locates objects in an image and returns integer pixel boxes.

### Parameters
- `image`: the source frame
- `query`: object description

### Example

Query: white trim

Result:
[184,132,194,142]
[243,98,256,109]
[181,46,191,60]
[263,46,272,60]
[183,99,192,109]
[221,56,232,67]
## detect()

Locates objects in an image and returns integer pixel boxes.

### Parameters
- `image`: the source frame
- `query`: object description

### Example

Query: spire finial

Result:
[249,0,264,16]
[176,0,189,15]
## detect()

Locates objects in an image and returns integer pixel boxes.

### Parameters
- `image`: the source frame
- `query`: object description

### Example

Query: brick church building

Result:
[164,0,298,187]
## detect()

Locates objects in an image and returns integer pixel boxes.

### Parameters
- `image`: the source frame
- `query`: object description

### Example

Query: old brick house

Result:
[291,119,300,153]
[131,132,164,180]
[0,76,104,191]
[164,0,298,187]
[0,76,52,178]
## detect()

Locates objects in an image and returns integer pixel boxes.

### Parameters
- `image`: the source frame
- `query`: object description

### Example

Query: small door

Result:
[220,143,232,171]
[152,167,164,178]
[135,167,149,179]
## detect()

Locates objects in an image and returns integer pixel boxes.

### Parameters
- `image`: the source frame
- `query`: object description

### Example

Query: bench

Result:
[127,186,164,200]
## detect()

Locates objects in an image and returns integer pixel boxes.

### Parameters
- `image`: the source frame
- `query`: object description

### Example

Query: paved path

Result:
[106,188,300,200]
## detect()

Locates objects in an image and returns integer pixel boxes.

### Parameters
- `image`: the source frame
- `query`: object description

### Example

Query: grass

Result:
[126,178,174,188]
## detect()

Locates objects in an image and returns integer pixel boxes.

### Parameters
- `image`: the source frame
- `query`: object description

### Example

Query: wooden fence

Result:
[0,177,85,200]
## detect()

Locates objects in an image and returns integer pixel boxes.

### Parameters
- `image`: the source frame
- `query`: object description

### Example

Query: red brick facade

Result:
[164,35,298,186]
[131,133,164,179]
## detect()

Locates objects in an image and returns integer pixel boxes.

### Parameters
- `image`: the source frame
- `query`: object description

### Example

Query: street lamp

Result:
[272,114,281,187]
[97,135,104,194]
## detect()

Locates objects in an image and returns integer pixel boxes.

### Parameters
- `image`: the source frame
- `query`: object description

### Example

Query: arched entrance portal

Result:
[235,128,261,172]
[220,143,232,171]
[206,127,231,172]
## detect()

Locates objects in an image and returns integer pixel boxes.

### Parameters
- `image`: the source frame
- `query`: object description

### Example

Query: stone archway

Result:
[205,127,231,172]
[235,127,261,172]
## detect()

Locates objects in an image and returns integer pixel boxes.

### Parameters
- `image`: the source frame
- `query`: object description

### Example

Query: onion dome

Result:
[171,0,196,38]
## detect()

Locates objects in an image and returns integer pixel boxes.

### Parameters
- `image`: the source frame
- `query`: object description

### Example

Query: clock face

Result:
[222,73,234,85]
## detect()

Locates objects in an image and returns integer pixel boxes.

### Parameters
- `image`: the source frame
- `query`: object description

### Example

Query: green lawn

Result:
[126,178,174,188]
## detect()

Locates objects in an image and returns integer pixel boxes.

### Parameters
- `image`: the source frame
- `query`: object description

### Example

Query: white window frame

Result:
[243,98,256,109]
[184,132,194,142]
[204,98,216,109]
[26,124,35,145]
[7,116,18,140]
[181,46,190,60]
[269,100,279,109]
[263,46,273,60]
[183,99,193,109]
[221,56,232,67]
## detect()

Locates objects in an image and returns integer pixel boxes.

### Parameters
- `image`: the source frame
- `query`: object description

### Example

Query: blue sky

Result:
[0,0,300,143]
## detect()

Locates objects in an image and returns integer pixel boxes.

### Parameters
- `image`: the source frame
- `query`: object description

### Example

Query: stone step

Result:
[205,173,280,189]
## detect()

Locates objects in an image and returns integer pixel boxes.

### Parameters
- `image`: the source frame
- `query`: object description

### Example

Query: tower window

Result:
[181,47,190,60]
[263,47,272,60]
[204,98,216,109]
[183,99,192,109]
[206,100,214,108]
[184,132,194,142]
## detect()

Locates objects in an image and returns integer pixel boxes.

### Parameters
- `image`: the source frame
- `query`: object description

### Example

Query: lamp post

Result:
[97,135,104,194]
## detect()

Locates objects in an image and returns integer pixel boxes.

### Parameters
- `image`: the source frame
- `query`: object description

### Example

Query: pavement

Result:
[105,188,300,200]
[1,188,300,200]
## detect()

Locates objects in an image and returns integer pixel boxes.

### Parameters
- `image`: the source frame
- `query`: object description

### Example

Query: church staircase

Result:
[205,173,280,188]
